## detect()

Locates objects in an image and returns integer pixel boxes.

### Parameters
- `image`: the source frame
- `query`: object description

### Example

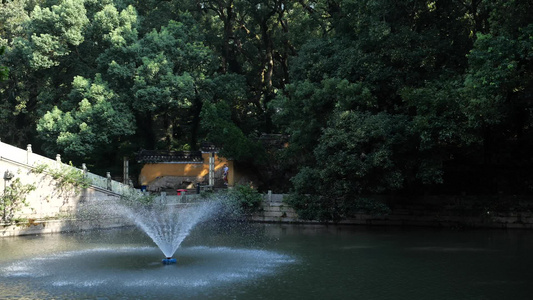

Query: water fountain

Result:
[0,226,295,299]
[117,200,217,264]
[0,196,296,299]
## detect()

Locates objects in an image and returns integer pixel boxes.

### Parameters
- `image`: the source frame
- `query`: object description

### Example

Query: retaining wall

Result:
[0,217,131,237]
[0,142,139,237]
[251,194,533,229]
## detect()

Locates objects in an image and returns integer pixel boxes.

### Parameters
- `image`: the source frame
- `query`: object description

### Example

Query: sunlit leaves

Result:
[29,0,89,69]
[37,75,135,159]
[0,46,7,81]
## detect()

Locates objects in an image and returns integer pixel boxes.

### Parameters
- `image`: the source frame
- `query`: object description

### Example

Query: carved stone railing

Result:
[0,141,140,197]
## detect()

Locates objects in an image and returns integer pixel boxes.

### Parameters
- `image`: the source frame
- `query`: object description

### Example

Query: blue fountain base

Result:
[162,258,177,264]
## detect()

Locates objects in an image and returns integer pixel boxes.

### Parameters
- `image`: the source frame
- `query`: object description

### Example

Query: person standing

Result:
[223,164,229,186]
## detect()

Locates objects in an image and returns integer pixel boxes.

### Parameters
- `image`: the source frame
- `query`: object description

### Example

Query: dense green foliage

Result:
[1,0,532,221]
[271,0,533,220]
[220,184,263,216]
[0,46,7,81]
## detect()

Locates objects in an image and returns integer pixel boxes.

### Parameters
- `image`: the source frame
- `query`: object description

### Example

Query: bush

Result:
[221,184,263,216]
[286,193,390,223]
[1,178,36,223]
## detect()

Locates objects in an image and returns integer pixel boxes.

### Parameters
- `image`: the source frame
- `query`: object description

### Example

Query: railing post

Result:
[55,154,61,169]
[106,172,112,191]
[26,144,32,165]
[123,157,129,184]
[209,152,215,186]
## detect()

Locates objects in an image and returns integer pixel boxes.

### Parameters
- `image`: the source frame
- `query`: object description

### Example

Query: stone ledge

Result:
[251,200,533,229]
[1,218,131,237]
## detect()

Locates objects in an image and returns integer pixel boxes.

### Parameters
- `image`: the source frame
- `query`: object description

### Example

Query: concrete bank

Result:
[0,217,132,237]
[4,194,533,237]
[251,195,533,229]
[1,141,144,237]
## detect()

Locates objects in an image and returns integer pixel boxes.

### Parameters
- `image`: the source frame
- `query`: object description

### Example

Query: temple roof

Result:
[136,150,203,163]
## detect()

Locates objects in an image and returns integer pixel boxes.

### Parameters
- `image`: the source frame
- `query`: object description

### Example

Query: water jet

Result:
[116,200,218,263]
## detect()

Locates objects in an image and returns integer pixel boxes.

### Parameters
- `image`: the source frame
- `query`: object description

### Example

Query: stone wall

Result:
[250,193,301,223]
[0,217,130,237]
[0,142,138,236]
[251,194,533,229]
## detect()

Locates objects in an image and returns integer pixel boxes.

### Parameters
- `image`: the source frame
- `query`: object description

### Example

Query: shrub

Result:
[222,184,263,216]
[1,178,36,223]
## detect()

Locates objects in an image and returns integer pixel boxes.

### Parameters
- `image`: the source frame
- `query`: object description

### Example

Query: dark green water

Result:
[1,223,532,299]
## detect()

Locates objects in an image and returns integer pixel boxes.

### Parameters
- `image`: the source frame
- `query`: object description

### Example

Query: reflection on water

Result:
[1,223,533,299]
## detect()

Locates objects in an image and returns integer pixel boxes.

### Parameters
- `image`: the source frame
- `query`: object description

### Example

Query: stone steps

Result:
[253,198,300,222]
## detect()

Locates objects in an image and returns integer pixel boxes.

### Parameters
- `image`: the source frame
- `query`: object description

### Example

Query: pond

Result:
[1,222,532,299]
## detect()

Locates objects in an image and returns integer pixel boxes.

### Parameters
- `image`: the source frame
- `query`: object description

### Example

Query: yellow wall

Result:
[138,153,234,186]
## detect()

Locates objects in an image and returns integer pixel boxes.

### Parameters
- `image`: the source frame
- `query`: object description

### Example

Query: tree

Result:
[1,0,531,208]
[272,0,517,219]
[288,111,409,221]
[200,99,264,162]
[0,0,39,146]
[0,46,7,81]
[30,4,216,166]
[455,0,533,193]
[37,74,135,163]
[29,0,89,69]
[101,12,214,151]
